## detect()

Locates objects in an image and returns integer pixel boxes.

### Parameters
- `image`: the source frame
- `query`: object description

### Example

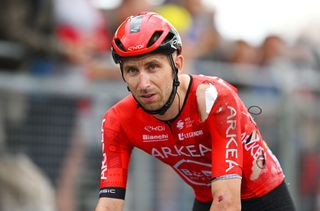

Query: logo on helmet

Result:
[128,44,144,51]
[171,40,178,50]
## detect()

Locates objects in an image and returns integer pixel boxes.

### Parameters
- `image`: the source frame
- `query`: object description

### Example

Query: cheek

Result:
[125,78,138,89]
[162,78,173,95]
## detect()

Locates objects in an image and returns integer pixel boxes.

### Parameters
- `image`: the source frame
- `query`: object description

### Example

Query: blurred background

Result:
[0,0,319,211]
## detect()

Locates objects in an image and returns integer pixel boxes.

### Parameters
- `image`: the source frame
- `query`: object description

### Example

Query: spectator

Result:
[258,34,315,70]
[0,2,118,211]
[228,40,258,66]
[176,0,231,62]
[53,1,122,210]
[107,0,152,34]
[258,35,291,67]
[0,0,77,74]
[54,0,121,81]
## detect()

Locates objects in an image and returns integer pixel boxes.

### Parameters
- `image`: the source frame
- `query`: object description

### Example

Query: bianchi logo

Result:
[178,130,204,141]
[176,120,184,130]
[142,134,168,142]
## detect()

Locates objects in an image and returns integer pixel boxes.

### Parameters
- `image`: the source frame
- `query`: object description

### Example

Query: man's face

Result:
[122,53,174,112]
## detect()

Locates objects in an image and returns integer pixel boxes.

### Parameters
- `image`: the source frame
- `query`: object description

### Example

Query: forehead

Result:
[122,53,168,67]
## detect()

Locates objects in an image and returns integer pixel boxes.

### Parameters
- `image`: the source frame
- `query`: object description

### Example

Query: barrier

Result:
[0,61,319,211]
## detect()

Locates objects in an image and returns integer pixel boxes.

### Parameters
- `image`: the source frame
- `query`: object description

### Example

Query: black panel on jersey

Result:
[241,181,296,211]
[192,199,211,211]
[192,181,295,211]
[99,187,126,200]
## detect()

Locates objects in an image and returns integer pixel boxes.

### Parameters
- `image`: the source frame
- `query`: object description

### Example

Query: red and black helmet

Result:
[111,11,182,64]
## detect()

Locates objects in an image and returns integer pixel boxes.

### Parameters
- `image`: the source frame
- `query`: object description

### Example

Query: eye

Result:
[147,63,159,72]
[125,67,138,76]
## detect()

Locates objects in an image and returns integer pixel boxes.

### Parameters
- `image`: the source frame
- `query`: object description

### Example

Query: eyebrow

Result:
[123,59,161,69]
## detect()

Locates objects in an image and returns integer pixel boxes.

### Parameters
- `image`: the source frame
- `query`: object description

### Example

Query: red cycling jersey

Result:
[99,75,284,202]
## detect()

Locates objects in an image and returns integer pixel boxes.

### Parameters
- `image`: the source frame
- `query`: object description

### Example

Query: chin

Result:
[140,102,162,111]
[143,105,160,111]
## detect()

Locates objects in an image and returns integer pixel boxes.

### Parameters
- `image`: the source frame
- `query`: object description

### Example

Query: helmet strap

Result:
[119,62,126,81]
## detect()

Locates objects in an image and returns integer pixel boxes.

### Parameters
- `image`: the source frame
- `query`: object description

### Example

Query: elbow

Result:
[211,178,242,210]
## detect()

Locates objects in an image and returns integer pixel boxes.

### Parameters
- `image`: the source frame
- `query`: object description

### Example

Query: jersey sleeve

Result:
[207,79,244,180]
[99,110,133,199]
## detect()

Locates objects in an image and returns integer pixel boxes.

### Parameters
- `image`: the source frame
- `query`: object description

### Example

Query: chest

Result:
[125,113,212,165]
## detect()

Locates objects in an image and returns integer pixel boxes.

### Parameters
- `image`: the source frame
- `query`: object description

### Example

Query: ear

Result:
[175,54,184,72]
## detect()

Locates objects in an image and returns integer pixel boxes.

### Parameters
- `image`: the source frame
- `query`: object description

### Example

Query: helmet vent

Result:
[163,32,175,44]
[147,31,163,48]
[115,39,126,52]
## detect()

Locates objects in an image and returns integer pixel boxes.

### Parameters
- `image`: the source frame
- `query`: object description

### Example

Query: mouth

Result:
[140,93,156,104]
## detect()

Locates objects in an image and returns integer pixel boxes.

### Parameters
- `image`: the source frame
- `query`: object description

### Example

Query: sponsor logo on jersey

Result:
[100,188,116,194]
[178,130,204,141]
[176,117,194,130]
[242,130,265,161]
[101,118,107,180]
[142,134,168,142]
[225,105,239,173]
[174,160,212,186]
[101,152,107,180]
[144,125,166,132]
[176,120,184,130]
[184,117,194,128]
[151,143,211,159]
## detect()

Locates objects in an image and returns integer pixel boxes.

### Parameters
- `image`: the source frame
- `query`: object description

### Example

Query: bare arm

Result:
[210,178,241,211]
[95,198,124,211]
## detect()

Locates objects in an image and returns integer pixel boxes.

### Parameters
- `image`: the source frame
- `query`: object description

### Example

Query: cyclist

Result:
[95,12,295,211]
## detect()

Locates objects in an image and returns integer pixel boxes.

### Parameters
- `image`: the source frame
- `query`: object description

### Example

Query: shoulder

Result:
[192,75,238,121]
[192,75,237,92]
[103,95,136,123]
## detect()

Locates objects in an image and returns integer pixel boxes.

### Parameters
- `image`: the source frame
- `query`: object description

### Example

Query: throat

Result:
[155,91,182,121]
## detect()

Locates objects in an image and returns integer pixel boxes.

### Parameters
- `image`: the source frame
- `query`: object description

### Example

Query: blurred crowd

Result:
[0,0,319,76]
[0,0,319,211]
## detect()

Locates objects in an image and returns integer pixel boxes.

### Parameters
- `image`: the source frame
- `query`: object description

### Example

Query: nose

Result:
[137,72,151,90]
